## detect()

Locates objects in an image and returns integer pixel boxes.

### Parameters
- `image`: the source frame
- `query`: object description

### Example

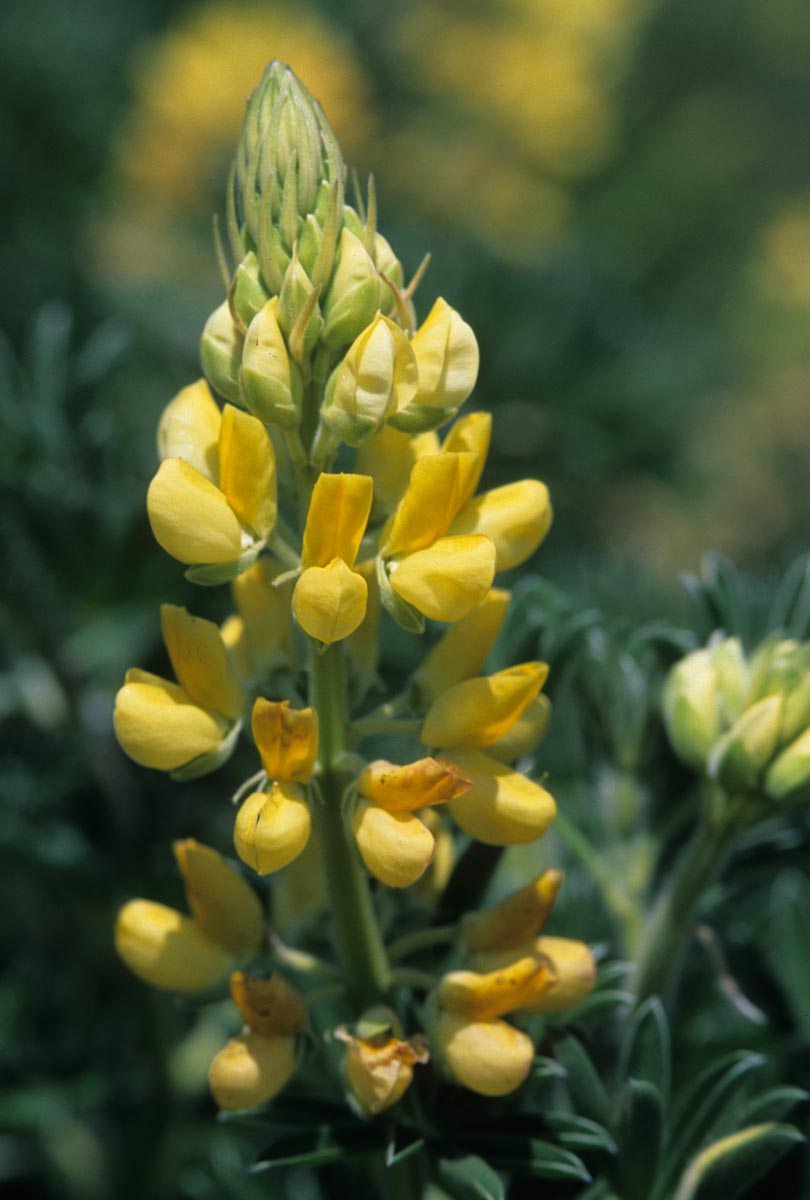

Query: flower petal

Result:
[446,749,557,845]
[161,604,243,721]
[388,535,496,622]
[301,472,373,568]
[410,298,479,410]
[173,839,263,958]
[113,672,229,771]
[147,458,243,565]
[435,1011,533,1097]
[438,956,555,1020]
[209,1031,297,1111]
[352,799,435,888]
[357,757,472,813]
[251,698,319,783]
[217,404,277,539]
[157,378,221,478]
[115,899,230,992]
[293,560,368,644]
[449,479,552,571]
[381,453,479,556]
[421,662,548,750]
[234,783,312,876]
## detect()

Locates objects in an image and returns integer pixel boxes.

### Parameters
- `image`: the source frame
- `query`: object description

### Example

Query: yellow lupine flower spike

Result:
[252,698,319,783]
[421,662,548,750]
[438,957,556,1021]
[461,869,563,953]
[435,1010,534,1097]
[115,900,232,992]
[335,1026,429,1115]
[357,756,472,813]
[449,478,553,572]
[229,970,308,1037]
[413,587,511,703]
[173,839,264,958]
[234,782,312,876]
[114,607,242,776]
[293,473,373,644]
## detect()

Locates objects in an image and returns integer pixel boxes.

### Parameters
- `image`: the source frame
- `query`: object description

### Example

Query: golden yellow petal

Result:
[147,458,243,565]
[438,956,555,1020]
[337,1030,428,1115]
[161,604,243,721]
[156,378,221,478]
[352,799,435,888]
[113,676,228,771]
[209,1031,297,1111]
[388,535,496,622]
[410,298,479,410]
[441,411,492,498]
[462,869,563,952]
[357,757,472,813]
[414,588,511,702]
[173,839,263,958]
[446,749,557,845]
[435,1011,533,1097]
[232,559,295,673]
[471,936,596,1017]
[450,479,552,571]
[381,453,479,556]
[234,783,312,876]
[421,662,548,750]
[115,899,230,992]
[356,425,440,512]
[301,472,373,568]
[251,698,319,783]
[217,404,277,539]
[487,695,552,762]
[292,560,368,644]
[229,971,308,1037]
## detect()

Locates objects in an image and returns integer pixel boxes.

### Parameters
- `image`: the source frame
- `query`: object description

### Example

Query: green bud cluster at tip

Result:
[663,634,810,811]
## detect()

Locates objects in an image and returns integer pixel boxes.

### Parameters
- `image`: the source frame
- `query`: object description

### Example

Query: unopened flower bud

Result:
[231,252,271,328]
[708,694,783,793]
[241,298,301,429]
[200,300,244,404]
[322,228,380,348]
[662,649,723,770]
[234,782,312,875]
[765,727,810,803]
[323,314,417,446]
[389,298,478,433]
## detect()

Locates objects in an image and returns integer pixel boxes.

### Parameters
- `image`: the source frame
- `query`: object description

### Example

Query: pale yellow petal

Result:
[234,783,312,876]
[450,480,552,571]
[115,899,230,992]
[414,588,511,702]
[173,839,263,958]
[446,749,557,845]
[410,298,479,409]
[487,695,552,762]
[209,1031,297,1111]
[352,799,435,888]
[441,411,492,498]
[301,472,373,568]
[217,404,277,539]
[292,560,368,644]
[161,604,243,721]
[436,1011,533,1097]
[147,458,243,565]
[388,535,496,622]
[421,662,548,750]
[232,559,294,671]
[113,675,228,771]
[381,453,479,556]
[356,425,440,512]
[157,379,221,478]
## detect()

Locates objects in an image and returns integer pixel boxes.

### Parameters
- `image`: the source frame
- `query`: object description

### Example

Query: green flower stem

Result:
[633,818,734,1004]
[309,642,391,1006]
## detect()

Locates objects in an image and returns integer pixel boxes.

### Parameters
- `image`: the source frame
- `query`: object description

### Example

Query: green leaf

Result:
[555,1036,612,1127]
[763,870,810,1035]
[555,988,634,1026]
[543,1113,617,1155]
[250,1124,383,1172]
[672,1123,805,1200]
[618,1079,665,1200]
[457,1135,591,1183]
[619,997,671,1101]
[532,1055,568,1081]
[386,1130,425,1167]
[438,1155,504,1200]
[722,1086,808,1131]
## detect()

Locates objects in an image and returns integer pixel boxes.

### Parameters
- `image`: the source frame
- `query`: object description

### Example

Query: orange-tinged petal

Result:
[357,757,472,813]
[234,783,312,876]
[336,1028,429,1115]
[251,698,318,783]
[446,749,557,845]
[421,663,548,750]
[161,604,243,721]
[157,378,221,478]
[435,1011,533,1097]
[388,535,496,622]
[147,458,243,565]
[438,956,555,1020]
[115,899,230,992]
[113,672,229,771]
[462,870,563,952]
[471,936,596,1017]
[229,971,308,1037]
[209,1030,297,1111]
[414,588,511,702]
[450,479,552,571]
[352,799,435,888]
[293,560,368,644]
[301,472,373,568]
[381,453,479,556]
[173,839,263,958]
[217,404,277,539]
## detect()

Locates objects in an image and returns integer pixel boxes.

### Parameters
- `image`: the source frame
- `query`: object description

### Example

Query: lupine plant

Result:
[111,64,808,1197]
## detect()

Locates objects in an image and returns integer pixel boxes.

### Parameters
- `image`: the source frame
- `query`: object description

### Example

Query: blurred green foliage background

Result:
[2,0,810,1196]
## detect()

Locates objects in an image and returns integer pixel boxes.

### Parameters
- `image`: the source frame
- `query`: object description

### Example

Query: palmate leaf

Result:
[438,1155,504,1200]
[671,1122,805,1200]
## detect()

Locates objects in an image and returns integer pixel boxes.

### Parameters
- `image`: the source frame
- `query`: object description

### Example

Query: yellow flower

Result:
[147,383,276,578]
[115,840,263,992]
[388,297,479,432]
[323,314,417,445]
[471,936,596,1017]
[413,586,511,702]
[114,604,242,776]
[221,559,295,684]
[356,424,440,514]
[421,662,548,749]
[292,472,373,643]
[352,757,471,888]
[335,1024,429,1115]
[434,1010,534,1097]
[438,956,556,1020]
[461,869,563,953]
[448,478,553,572]
[252,698,319,783]
[241,297,301,428]
[444,749,557,845]
[229,970,308,1037]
